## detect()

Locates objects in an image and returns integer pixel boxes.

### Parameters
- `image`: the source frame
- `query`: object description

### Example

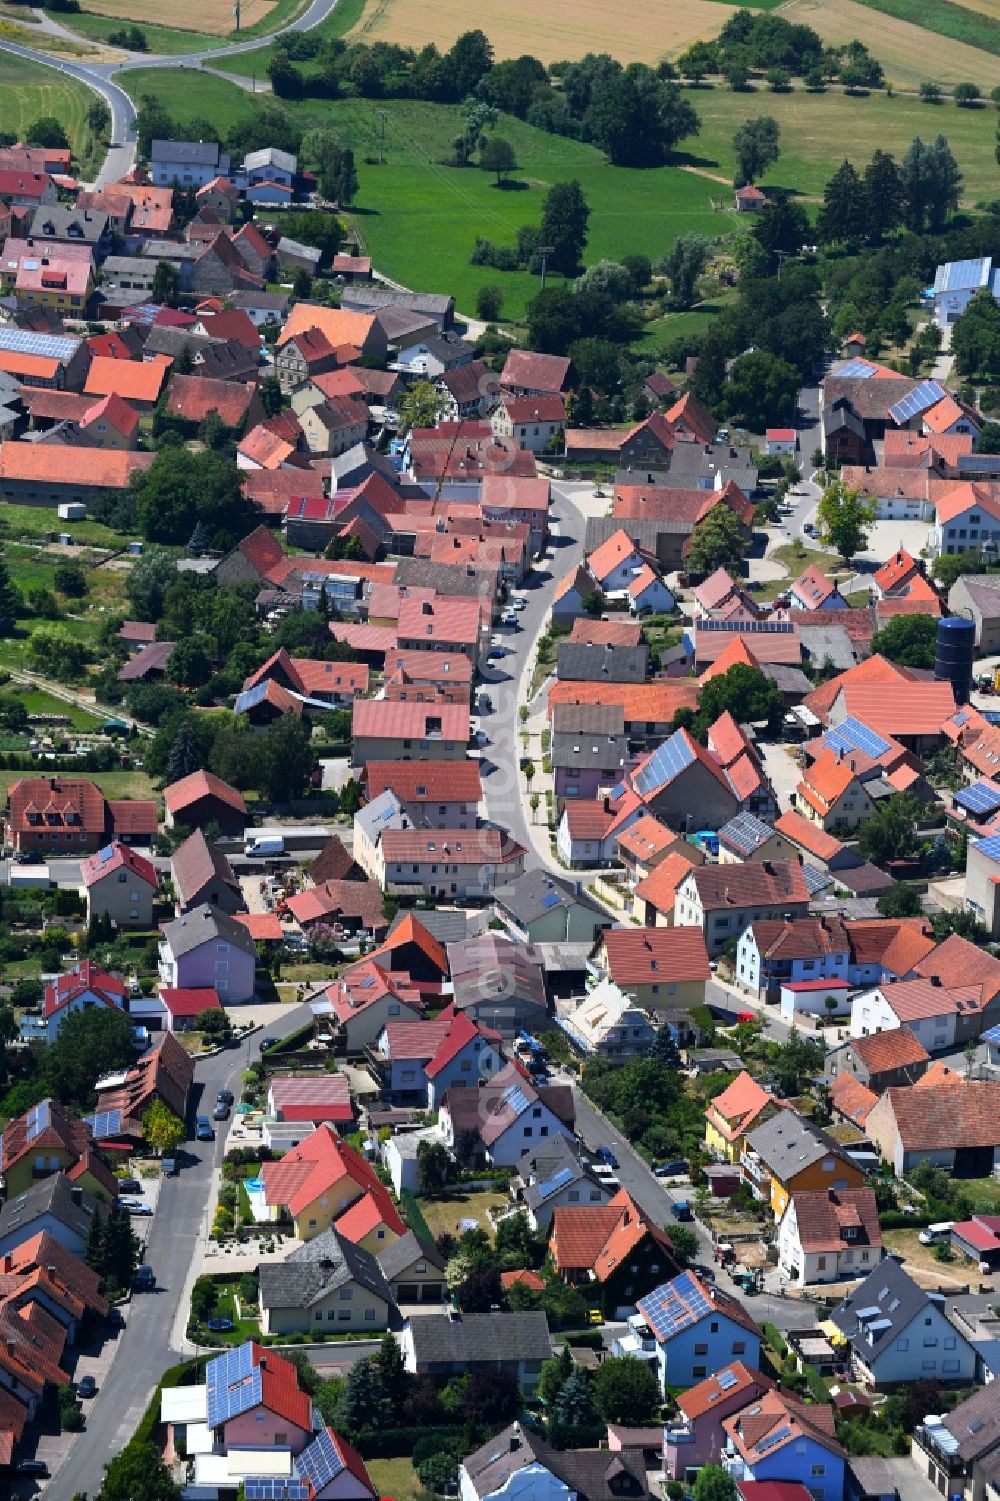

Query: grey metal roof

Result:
[394,557,497,598]
[551,731,629,772]
[354,789,409,848]
[388,907,470,946]
[243,147,297,174]
[799,626,859,672]
[717,812,776,857]
[259,1227,392,1311]
[556,643,649,683]
[160,903,256,960]
[151,139,226,167]
[933,257,992,295]
[343,286,454,317]
[831,1259,946,1360]
[376,1228,445,1281]
[407,1309,552,1364]
[277,237,322,266]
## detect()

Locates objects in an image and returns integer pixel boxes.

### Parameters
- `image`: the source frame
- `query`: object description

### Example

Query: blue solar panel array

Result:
[26,1101,50,1144]
[0,327,79,360]
[297,1429,346,1493]
[837,358,877,379]
[720,812,772,854]
[802,865,832,895]
[84,1109,122,1139]
[639,1271,711,1340]
[956,781,1000,816]
[718,1368,739,1391]
[245,1481,309,1501]
[698,619,794,635]
[540,891,561,910]
[501,1084,529,1116]
[825,716,892,760]
[888,379,946,426]
[537,1166,574,1200]
[633,732,695,797]
[206,1343,261,1428]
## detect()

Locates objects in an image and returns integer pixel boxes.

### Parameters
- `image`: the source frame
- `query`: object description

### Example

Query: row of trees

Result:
[678,10,883,92]
[817,136,962,247]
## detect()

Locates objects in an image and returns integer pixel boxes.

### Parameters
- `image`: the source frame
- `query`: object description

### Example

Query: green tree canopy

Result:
[399,380,441,432]
[43,1007,136,1113]
[540,179,591,276]
[817,479,876,563]
[726,350,798,429]
[871,613,938,669]
[98,1441,181,1501]
[686,505,747,577]
[693,1466,738,1501]
[857,793,920,867]
[732,114,780,185]
[696,662,783,735]
[592,1355,661,1424]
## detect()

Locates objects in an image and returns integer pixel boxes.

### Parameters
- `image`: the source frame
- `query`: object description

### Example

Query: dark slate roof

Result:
[556,643,650,684]
[151,139,225,166]
[942,1383,1000,1460]
[463,1423,652,1501]
[551,703,626,737]
[831,1258,943,1359]
[551,732,629,772]
[494,869,605,927]
[408,1310,552,1364]
[388,908,471,946]
[394,556,498,600]
[259,1227,392,1311]
[744,1111,852,1177]
[376,1229,445,1281]
[0,1172,98,1246]
[161,903,256,959]
[343,287,454,317]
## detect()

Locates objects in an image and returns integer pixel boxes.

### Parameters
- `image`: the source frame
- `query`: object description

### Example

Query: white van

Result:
[918,1221,954,1245]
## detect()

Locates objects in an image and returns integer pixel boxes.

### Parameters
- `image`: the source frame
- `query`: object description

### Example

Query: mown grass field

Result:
[781,0,1000,87]
[0,53,94,160]
[0,767,158,798]
[123,66,262,134]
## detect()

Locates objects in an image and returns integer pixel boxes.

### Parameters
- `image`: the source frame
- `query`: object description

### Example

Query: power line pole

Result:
[538,245,554,292]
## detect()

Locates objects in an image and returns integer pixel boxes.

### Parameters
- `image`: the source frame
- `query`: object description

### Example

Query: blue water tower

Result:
[934,615,976,704]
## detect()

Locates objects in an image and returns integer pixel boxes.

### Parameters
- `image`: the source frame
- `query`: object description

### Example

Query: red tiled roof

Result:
[601,927,710,986]
[634,851,698,917]
[686,859,810,912]
[159,987,221,1018]
[773,809,844,862]
[352,699,469,743]
[500,349,571,393]
[0,444,153,490]
[679,1362,774,1421]
[829,1073,878,1127]
[705,1070,775,1142]
[547,679,699,724]
[167,374,255,427]
[847,1028,930,1075]
[425,1012,500,1079]
[163,769,246,817]
[874,549,920,595]
[874,1076,1000,1151]
[363,760,482,805]
[234,913,283,941]
[334,1183,406,1241]
[261,1122,385,1217]
[85,355,167,404]
[790,1187,881,1252]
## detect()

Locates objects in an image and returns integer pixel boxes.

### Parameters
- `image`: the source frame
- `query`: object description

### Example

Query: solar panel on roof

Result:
[206,1342,260,1428]
[698,619,794,634]
[717,1368,739,1391]
[633,732,696,797]
[974,834,1000,863]
[84,1108,122,1139]
[538,1165,574,1199]
[641,1271,710,1340]
[0,327,79,359]
[540,891,561,910]
[98,845,114,864]
[501,1084,529,1115]
[245,1481,309,1501]
[721,812,771,852]
[837,359,877,379]
[26,1101,50,1144]
[855,1305,881,1319]
[825,716,892,760]
[802,864,832,894]
[754,1426,791,1455]
[888,379,946,426]
[297,1429,345,1493]
[956,782,1000,816]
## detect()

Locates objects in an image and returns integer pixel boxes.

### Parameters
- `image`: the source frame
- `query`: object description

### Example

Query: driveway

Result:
[757,741,803,814]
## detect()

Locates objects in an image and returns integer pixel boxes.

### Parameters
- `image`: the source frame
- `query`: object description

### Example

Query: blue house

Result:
[617,1270,761,1390]
[736,918,852,1001]
[725,1391,847,1501]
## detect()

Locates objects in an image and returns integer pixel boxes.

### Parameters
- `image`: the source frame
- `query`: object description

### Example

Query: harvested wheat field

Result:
[80,0,276,34]
[782,0,1000,87]
[350,0,741,63]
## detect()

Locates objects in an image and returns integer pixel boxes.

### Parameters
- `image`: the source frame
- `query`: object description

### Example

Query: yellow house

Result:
[0,1098,118,1202]
[258,1227,393,1335]
[742,1109,866,1219]
[704,1069,782,1165]
[257,1121,407,1243]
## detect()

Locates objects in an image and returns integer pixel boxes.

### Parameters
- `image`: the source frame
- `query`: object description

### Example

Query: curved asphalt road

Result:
[0,0,341,186]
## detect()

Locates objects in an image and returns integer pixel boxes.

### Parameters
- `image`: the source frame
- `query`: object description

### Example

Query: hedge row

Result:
[356,1424,464,1458]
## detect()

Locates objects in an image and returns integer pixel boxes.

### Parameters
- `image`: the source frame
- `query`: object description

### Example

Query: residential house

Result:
[549,1187,677,1318]
[556,641,650,684]
[375,827,525,902]
[560,979,656,1064]
[6,774,158,854]
[0,1174,100,1259]
[724,1392,847,1501]
[494,869,609,946]
[513,1136,612,1232]
[716,814,793,866]
[42,962,127,1046]
[623,1270,762,1389]
[491,396,565,454]
[87,1030,195,1142]
[362,761,482,830]
[309,961,425,1056]
[278,303,388,365]
[0,1099,116,1201]
[351,700,470,765]
[447,933,549,1037]
[911,1382,1000,1501]
[170,828,244,916]
[948,574,1000,653]
[826,1030,931,1093]
[592,926,711,1011]
[283,879,387,941]
[795,750,875,831]
[586,528,675,612]
[625,729,740,830]
[252,1123,406,1246]
[462,1421,654,1501]
[831,1259,977,1386]
[150,139,230,187]
[865,1072,1000,1177]
[674,861,811,957]
[736,918,852,1003]
[849,974,1000,1055]
[162,769,247,836]
[664,1363,776,1482]
[81,842,157,930]
[704,1071,783,1165]
[777,1188,883,1287]
[551,566,593,622]
[500,350,572,397]
[741,1113,866,1219]
[376,1231,447,1306]
[403,1310,553,1393]
[259,1228,394,1335]
[158,904,257,1003]
[439,1061,575,1168]
[370,1008,501,1108]
[931,483,1000,559]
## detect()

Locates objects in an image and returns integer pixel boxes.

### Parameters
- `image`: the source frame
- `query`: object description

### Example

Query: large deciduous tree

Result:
[732,115,780,186]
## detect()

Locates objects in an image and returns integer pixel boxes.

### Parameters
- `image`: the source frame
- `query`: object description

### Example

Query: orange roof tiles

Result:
[634,850,697,916]
[601,926,711,985]
[85,355,168,404]
[547,679,698,723]
[278,302,378,353]
[803,654,914,724]
[829,1073,878,1127]
[847,1028,930,1076]
[587,527,644,582]
[837,681,956,738]
[163,769,246,817]
[705,1070,776,1142]
[773,809,843,862]
[874,548,920,595]
[797,748,862,817]
[0,443,152,490]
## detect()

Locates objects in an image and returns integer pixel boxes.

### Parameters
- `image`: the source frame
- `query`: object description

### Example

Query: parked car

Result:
[487,644,506,660]
[670,1199,694,1221]
[595,1146,619,1169]
[653,1158,689,1177]
[217,1090,234,1106]
[117,1177,141,1193]
[161,1156,177,1176]
[121,1197,152,1216]
[511,596,527,611]
[213,1102,230,1121]
[16,1459,49,1477]
[803,521,816,535]
[75,1375,97,1399]
[260,1037,277,1052]
[501,610,518,627]
[134,1265,155,1291]
[195,1116,214,1141]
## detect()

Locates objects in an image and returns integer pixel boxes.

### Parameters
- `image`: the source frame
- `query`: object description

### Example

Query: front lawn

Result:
[368,1457,422,1501]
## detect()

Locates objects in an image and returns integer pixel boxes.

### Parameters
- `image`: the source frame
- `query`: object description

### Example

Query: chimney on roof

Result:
[46,1265,55,1276]
[70,1187,82,1205]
